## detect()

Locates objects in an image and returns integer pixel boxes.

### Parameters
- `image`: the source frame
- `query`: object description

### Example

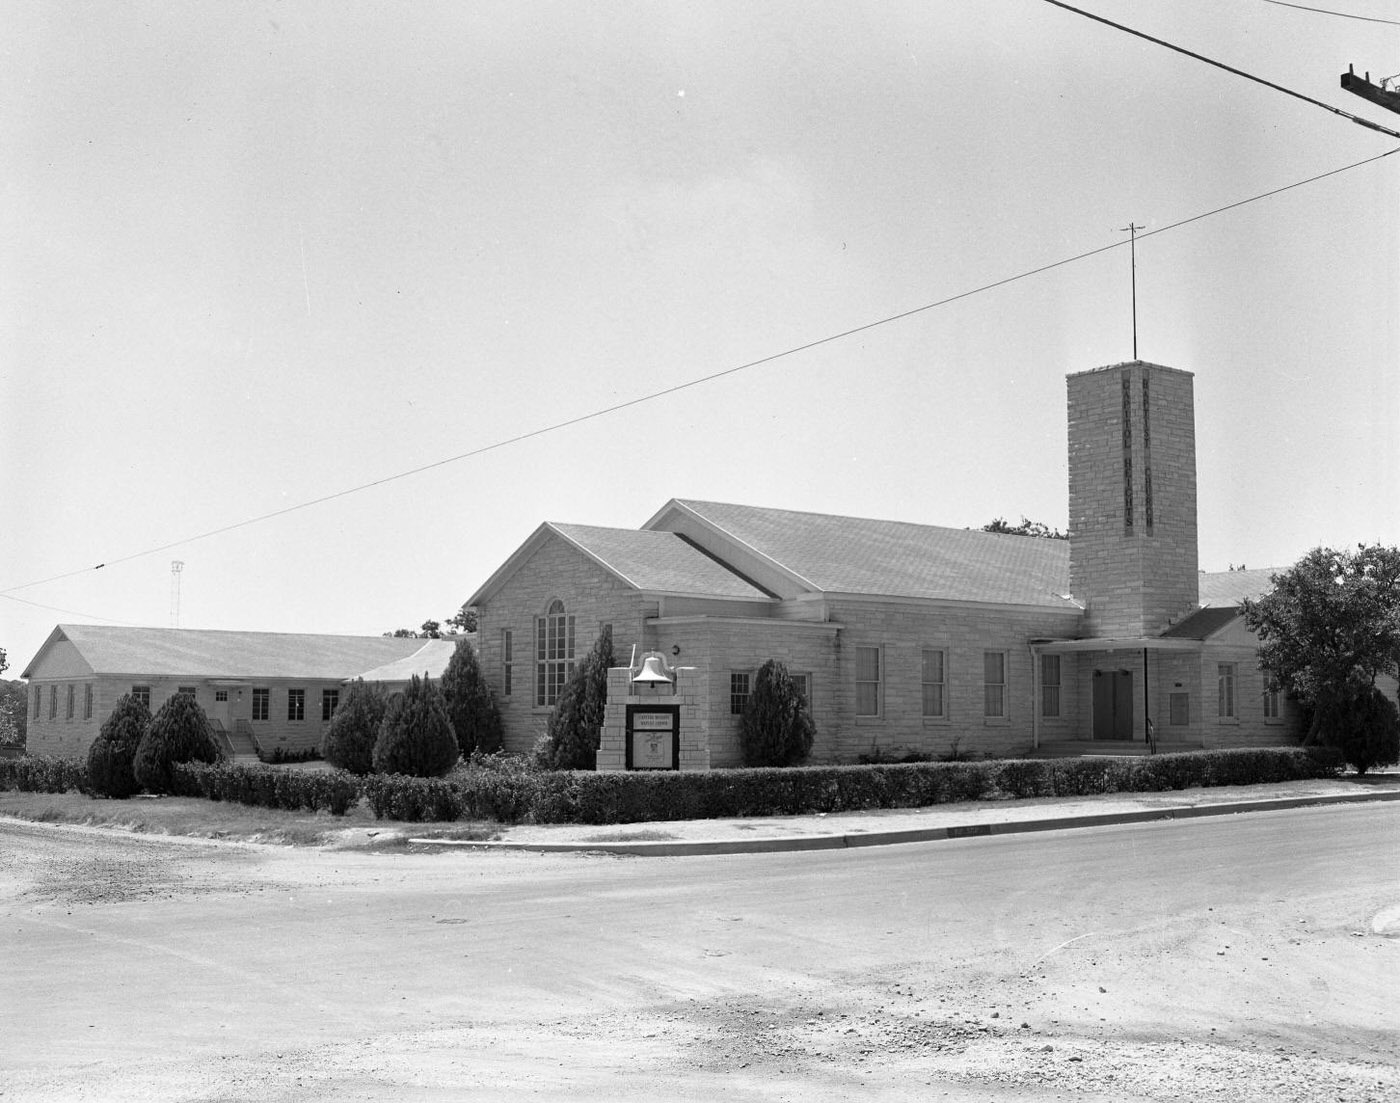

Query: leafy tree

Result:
[447,606,478,634]
[386,628,419,638]
[419,620,444,639]
[741,659,816,767]
[982,517,1069,540]
[372,675,459,777]
[0,680,27,748]
[440,641,503,756]
[133,692,221,794]
[320,679,388,775]
[1242,545,1400,746]
[1316,685,1400,775]
[86,692,151,798]
[0,647,7,675]
[544,629,616,770]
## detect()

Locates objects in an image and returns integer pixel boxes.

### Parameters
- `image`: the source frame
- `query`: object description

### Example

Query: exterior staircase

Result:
[1031,739,1205,759]
[210,719,261,765]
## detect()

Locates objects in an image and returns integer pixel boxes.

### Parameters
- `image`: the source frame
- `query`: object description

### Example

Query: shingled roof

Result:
[656,500,1079,608]
[24,625,429,681]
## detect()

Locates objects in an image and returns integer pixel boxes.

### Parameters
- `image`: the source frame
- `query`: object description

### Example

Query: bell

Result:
[632,652,674,685]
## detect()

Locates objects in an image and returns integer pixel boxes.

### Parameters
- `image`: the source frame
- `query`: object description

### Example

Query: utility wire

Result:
[3,146,1397,602]
[1261,0,1400,27]
[1041,0,1400,138]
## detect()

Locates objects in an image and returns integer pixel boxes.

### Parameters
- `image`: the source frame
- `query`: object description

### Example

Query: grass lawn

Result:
[0,790,499,848]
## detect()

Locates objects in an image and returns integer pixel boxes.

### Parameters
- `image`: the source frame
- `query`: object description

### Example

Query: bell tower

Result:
[1067,361,1199,637]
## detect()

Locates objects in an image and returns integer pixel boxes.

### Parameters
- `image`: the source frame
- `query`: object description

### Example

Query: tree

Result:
[0,680,27,748]
[544,629,616,770]
[372,675,459,777]
[320,679,388,775]
[0,647,7,675]
[385,628,419,638]
[740,659,816,767]
[419,620,444,639]
[1242,545,1400,746]
[1317,685,1400,775]
[86,692,151,799]
[447,606,478,634]
[133,692,221,794]
[981,517,1069,540]
[439,641,503,757]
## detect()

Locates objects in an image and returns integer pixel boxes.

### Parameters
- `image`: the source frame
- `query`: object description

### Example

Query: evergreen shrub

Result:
[0,755,88,794]
[171,761,362,815]
[372,675,459,778]
[320,680,387,775]
[1320,687,1400,775]
[740,659,816,767]
[132,692,221,795]
[86,692,151,799]
[544,629,615,770]
[440,641,503,756]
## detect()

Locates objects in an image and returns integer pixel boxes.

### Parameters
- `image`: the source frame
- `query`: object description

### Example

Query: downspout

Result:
[1143,646,1153,753]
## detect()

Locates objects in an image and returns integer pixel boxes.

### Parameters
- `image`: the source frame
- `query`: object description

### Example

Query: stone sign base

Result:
[597,665,710,772]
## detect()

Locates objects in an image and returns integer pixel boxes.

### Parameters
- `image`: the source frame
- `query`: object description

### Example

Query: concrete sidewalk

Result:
[411,775,1400,856]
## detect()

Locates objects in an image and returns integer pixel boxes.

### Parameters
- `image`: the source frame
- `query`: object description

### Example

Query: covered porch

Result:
[1029,635,1206,755]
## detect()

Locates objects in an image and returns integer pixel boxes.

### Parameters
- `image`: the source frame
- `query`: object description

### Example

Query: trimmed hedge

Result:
[171,762,362,815]
[0,755,88,794]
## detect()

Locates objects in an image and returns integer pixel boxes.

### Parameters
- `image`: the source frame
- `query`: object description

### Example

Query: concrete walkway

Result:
[412,774,1400,856]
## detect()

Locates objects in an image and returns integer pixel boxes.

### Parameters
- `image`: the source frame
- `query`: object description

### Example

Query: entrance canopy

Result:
[1030,636,1202,654]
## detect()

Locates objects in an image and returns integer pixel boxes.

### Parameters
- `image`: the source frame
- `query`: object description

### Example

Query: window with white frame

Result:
[33,685,41,719]
[502,628,513,697]
[791,672,810,707]
[535,599,576,707]
[288,689,306,722]
[984,651,1008,718]
[215,690,229,703]
[322,688,339,721]
[178,686,197,699]
[131,685,151,709]
[49,685,57,719]
[1217,663,1237,719]
[855,646,882,717]
[729,671,751,715]
[1040,653,1061,718]
[921,648,946,718]
[84,683,93,721]
[252,688,270,721]
[66,684,75,720]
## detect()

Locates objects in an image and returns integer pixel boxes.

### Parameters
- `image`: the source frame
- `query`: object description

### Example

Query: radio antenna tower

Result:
[170,561,185,628]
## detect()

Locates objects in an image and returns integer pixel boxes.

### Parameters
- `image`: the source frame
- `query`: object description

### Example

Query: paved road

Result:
[2,804,1397,1101]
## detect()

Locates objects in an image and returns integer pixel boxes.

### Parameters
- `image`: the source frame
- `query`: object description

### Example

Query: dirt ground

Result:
[2,808,1397,1102]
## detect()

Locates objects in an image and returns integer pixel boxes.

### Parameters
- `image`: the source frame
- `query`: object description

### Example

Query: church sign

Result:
[625,705,679,770]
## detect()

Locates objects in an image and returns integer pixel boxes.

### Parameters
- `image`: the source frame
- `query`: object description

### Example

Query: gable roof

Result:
[466,521,773,606]
[1198,567,1280,607]
[350,638,463,684]
[23,625,430,681]
[650,500,1079,608]
[1159,605,1242,640]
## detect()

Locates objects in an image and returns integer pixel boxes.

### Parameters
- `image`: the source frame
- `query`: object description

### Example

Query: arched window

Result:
[536,599,576,706]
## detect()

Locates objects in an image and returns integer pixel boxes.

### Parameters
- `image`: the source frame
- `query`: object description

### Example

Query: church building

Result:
[467,361,1299,765]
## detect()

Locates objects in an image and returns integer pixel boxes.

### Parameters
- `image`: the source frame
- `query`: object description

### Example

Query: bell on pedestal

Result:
[632,652,674,686]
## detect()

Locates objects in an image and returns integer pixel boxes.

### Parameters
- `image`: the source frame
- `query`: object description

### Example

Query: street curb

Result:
[409,789,1400,857]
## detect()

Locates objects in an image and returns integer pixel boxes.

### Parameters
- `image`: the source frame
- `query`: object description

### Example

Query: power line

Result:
[1261,0,1400,27]
[1040,0,1400,139]
[2,146,1397,602]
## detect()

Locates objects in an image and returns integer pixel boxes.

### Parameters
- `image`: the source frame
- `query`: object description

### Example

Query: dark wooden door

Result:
[1092,669,1133,740]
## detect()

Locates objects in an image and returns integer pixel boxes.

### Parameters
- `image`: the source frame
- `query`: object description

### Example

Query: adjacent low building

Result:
[21,627,457,760]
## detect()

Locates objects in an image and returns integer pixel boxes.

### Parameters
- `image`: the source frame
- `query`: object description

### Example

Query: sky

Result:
[3,0,1398,672]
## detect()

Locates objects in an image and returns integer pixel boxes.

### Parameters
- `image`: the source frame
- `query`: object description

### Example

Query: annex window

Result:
[84,683,93,721]
[502,629,513,697]
[322,688,339,721]
[791,672,810,707]
[1262,684,1281,722]
[215,690,229,703]
[730,671,751,715]
[49,685,57,719]
[1217,663,1237,719]
[66,684,75,720]
[984,651,1008,719]
[1040,654,1061,718]
[535,600,576,707]
[33,685,41,718]
[288,689,306,722]
[132,685,151,709]
[855,646,882,717]
[178,686,197,699]
[921,648,946,718]
[252,688,270,722]
[1169,692,1189,726]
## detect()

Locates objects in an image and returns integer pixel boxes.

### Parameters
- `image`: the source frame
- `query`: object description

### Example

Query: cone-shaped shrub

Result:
[321,679,388,775]
[741,659,816,767]
[133,692,221,794]
[440,641,503,756]
[372,674,459,778]
[86,692,152,799]
[544,629,615,770]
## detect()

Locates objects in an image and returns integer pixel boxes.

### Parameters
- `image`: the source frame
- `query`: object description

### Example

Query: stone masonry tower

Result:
[1067,361,1199,637]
